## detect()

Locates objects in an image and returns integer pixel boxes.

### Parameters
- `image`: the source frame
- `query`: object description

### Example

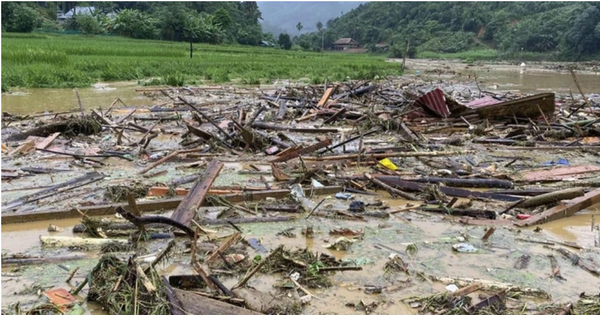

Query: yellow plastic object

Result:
[379,158,398,170]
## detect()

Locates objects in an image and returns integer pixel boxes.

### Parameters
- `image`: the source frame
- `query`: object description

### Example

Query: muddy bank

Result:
[2,69,600,314]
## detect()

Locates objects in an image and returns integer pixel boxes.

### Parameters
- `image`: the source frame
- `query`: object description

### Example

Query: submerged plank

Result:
[515,187,600,227]
[2,186,342,224]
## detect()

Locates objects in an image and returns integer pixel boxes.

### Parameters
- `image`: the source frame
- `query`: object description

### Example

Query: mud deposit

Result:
[2,62,600,315]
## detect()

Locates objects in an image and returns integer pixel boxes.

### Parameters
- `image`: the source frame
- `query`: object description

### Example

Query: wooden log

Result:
[365,173,419,200]
[252,122,339,134]
[323,107,347,124]
[401,176,514,189]
[417,207,496,219]
[506,187,585,210]
[516,188,600,227]
[305,150,472,161]
[375,176,521,202]
[202,216,295,226]
[556,248,600,276]
[171,160,224,227]
[3,171,105,210]
[1,255,87,266]
[270,139,332,163]
[40,236,127,247]
[276,100,287,120]
[35,132,60,150]
[162,276,187,315]
[1,186,342,224]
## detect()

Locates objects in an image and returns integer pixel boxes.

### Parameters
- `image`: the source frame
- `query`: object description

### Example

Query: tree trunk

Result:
[190,40,193,59]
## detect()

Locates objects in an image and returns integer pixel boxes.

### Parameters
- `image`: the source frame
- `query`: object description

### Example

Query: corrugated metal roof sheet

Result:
[414,88,450,118]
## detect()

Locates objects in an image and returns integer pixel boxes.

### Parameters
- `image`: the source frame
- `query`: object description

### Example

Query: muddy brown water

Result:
[2,64,600,314]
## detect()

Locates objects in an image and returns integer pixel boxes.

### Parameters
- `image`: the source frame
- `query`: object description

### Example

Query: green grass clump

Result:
[1,33,402,89]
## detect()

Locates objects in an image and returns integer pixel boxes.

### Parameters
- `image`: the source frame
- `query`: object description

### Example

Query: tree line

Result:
[1,2,269,46]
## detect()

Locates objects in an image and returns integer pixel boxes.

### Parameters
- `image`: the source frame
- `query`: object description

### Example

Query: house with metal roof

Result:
[332,38,359,50]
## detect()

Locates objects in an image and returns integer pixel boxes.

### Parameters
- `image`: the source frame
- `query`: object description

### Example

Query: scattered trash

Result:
[452,243,478,253]
[335,192,353,200]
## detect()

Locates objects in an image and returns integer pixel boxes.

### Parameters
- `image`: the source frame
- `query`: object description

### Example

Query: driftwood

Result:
[416,207,496,219]
[365,173,419,200]
[171,160,224,227]
[505,187,585,211]
[3,171,105,211]
[516,187,600,226]
[40,236,128,247]
[305,150,472,161]
[252,122,339,134]
[2,186,342,224]
[403,176,514,189]
[271,139,332,162]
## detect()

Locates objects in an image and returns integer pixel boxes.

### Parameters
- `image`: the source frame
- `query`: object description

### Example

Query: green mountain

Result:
[257,1,366,36]
[300,2,600,59]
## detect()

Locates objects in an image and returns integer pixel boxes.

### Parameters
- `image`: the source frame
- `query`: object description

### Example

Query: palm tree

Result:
[296,22,303,34]
[316,21,323,52]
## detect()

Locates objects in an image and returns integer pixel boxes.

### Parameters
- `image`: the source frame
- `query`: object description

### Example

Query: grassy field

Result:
[1,33,402,91]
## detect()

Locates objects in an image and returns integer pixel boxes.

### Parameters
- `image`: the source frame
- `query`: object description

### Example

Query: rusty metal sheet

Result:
[465,96,502,108]
[517,165,600,182]
[44,287,77,306]
[414,88,450,118]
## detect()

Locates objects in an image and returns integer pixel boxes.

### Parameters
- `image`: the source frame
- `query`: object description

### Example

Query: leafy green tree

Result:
[1,2,40,33]
[76,14,104,35]
[296,22,303,33]
[112,9,159,39]
[213,8,232,29]
[278,33,292,50]
[565,6,600,57]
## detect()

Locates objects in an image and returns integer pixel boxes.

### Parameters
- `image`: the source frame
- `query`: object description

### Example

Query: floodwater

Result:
[404,59,600,94]
[2,60,600,116]
[2,62,600,314]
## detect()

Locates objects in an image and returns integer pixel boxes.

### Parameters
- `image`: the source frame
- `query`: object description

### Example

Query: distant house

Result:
[57,6,95,21]
[260,40,275,47]
[333,38,359,50]
[57,6,116,22]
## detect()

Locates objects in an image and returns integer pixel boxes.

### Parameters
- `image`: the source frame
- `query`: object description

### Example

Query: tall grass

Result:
[1,33,402,89]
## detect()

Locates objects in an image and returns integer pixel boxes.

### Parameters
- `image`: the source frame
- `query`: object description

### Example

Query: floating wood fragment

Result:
[506,187,584,211]
[171,160,224,227]
[8,139,35,156]
[516,165,600,182]
[306,150,471,161]
[35,132,60,150]
[271,139,332,162]
[317,87,336,107]
[516,188,600,226]
[252,122,339,134]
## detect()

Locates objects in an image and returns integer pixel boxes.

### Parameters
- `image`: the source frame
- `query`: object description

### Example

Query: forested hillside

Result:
[1,2,266,46]
[299,2,600,60]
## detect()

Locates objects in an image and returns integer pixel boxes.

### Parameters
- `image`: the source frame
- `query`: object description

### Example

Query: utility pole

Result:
[402,40,409,73]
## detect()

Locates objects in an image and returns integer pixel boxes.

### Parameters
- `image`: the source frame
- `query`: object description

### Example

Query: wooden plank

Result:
[171,160,224,227]
[516,188,600,227]
[173,287,264,315]
[517,165,600,182]
[35,132,60,150]
[251,122,339,134]
[317,87,335,107]
[8,140,35,156]
[186,123,213,140]
[270,139,332,163]
[1,186,342,224]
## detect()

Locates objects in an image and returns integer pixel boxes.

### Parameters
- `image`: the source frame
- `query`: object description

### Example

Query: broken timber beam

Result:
[252,122,339,134]
[1,186,342,224]
[305,150,472,161]
[171,160,224,227]
[515,188,600,227]
[270,139,332,163]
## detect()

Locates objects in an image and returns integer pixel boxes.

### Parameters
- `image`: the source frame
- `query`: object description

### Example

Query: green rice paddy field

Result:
[1,33,402,91]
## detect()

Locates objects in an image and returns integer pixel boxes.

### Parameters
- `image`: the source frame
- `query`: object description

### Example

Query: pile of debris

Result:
[2,71,599,315]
